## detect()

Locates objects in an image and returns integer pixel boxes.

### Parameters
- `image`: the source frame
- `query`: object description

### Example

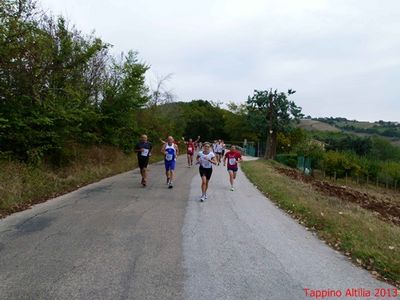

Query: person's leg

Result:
[140,167,144,181]
[171,161,176,181]
[205,179,209,193]
[228,170,234,187]
[165,164,170,183]
[187,154,190,167]
[204,169,212,198]
[201,176,207,194]
[143,167,147,182]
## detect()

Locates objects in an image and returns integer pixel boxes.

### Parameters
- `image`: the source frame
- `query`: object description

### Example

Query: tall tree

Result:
[246,89,303,159]
[100,51,150,151]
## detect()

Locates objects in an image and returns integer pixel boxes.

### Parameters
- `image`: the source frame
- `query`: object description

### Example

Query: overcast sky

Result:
[40,0,400,121]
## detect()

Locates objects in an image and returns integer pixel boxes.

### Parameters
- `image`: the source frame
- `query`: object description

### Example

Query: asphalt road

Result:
[0,155,395,299]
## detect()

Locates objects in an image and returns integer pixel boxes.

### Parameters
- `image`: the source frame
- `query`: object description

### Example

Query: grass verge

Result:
[0,145,163,218]
[241,159,400,287]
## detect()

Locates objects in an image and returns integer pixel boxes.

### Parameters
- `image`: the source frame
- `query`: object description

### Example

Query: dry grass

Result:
[242,159,400,287]
[0,145,163,218]
[298,119,341,132]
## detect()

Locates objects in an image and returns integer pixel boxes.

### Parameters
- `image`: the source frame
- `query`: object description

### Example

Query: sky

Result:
[39,0,400,122]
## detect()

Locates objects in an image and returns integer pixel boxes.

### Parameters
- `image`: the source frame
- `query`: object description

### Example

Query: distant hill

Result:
[299,117,400,146]
[298,119,340,132]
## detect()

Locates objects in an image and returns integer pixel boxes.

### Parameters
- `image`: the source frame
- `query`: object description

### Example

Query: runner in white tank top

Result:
[196,142,218,202]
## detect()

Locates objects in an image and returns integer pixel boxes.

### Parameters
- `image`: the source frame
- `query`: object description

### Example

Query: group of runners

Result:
[134,135,242,202]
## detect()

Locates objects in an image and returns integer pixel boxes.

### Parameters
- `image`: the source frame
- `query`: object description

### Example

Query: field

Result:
[241,159,400,287]
[298,119,341,132]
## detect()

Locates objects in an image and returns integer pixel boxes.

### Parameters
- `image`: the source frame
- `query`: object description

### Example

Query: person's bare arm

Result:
[175,144,179,156]
[161,144,166,154]
[159,138,166,144]
[194,136,201,143]
[210,156,218,165]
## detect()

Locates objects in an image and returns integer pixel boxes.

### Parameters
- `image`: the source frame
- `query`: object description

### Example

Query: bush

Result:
[321,151,361,178]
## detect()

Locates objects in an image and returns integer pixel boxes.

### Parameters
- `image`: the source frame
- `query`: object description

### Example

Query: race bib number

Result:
[188,147,193,152]
[141,148,149,157]
[166,153,173,161]
[201,155,211,168]
[229,158,237,165]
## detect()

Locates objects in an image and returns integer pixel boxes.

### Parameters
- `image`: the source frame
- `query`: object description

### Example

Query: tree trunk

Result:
[264,132,277,160]
[264,135,271,159]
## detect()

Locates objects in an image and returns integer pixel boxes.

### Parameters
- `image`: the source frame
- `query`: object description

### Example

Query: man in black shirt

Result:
[134,134,152,186]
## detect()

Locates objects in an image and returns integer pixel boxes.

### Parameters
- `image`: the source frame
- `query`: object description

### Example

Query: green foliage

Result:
[293,139,325,169]
[275,154,298,168]
[0,1,150,160]
[321,151,362,178]
[246,89,303,140]
[369,137,400,161]
[317,117,400,139]
[246,89,303,158]
[310,132,372,156]
[277,128,307,153]
[100,51,149,151]
[180,100,226,141]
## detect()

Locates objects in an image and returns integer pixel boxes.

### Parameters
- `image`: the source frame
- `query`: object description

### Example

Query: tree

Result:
[100,51,150,151]
[246,89,303,159]
[148,73,175,106]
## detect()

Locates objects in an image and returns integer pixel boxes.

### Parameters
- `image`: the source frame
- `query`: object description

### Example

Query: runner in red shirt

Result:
[183,136,200,167]
[223,145,242,191]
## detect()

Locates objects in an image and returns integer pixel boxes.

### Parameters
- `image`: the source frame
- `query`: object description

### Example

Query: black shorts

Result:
[199,166,213,180]
[138,156,149,169]
[227,167,238,172]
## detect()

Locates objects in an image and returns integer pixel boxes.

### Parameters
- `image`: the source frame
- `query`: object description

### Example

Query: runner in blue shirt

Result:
[161,136,179,189]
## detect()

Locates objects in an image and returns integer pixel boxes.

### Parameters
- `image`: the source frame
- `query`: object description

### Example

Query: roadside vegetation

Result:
[2,3,400,288]
[0,0,255,216]
[0,144,165,217]
[241,159,400,286]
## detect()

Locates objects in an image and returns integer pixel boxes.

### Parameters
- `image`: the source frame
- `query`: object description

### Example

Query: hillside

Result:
[299,118,400,146]
[298,119,340,132]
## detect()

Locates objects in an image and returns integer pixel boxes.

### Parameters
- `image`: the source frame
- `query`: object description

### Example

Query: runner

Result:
[134,134,152,187]
[212,140,218,154]
[220,140,226,159]
[197,142,218,202]
[183,136,200,167]
[161,136,179,189]
[223,145,242,191]
[215,139,223,165]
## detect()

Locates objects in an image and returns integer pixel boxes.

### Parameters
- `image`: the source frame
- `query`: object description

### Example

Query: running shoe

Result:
[230,187,235,191]
[200,196,205,202]
[205,194,208,199]
[168,183,173,189]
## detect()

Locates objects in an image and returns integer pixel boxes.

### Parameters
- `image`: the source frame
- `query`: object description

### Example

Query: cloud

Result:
[40,0,400,121]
